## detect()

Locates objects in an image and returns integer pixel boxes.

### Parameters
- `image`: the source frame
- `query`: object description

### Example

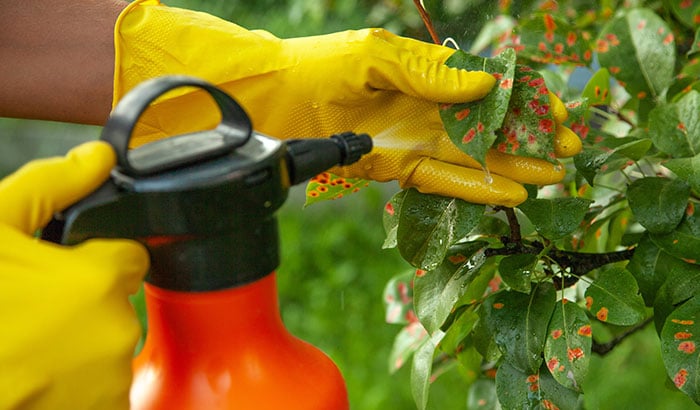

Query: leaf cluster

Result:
[377,1,700,409]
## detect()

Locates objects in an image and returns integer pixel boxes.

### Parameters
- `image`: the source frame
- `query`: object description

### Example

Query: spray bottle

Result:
[43,76,372,409]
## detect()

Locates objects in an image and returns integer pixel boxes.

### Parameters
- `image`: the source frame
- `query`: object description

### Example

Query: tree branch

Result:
[591,316,654,356]
[413,0,441,45]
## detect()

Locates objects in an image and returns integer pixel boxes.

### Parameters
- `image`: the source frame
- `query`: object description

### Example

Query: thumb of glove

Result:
[0,141,115,234]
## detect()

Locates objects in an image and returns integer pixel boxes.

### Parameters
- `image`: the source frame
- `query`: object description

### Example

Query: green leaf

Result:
[648,90,700,157]
[582,68,612,106]
[596,8,676,100]
[411,330,445,410]
[518,197,593,240]
[439,48,517,166]
[661,296,700,404]
[666,154,700,195]
[492,66,557,163]
[499,253,539,293]
[413,242,487,334]
[650,212,700,264]
[514,13,593,66]
[544,300,592,392]
[584,265,646,326]
[495,363,581,410]
[691,29,700,55]
[482,282,556,373]
[439,308,479,356]
[574,138,652,185]
[389,321,427,374]
[627,177,690,234]
[304,173,369,206]
[396,189,484,270]
[627,234,673,306]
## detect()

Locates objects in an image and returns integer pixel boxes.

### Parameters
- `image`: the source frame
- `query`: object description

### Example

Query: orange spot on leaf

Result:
[678,341,696,354]
[674,369,688,388]
[567,347,585,361]
[673,332,693,340]
[493,302,505,309]
[551,329,563,339]
[672,319,695,325]
[578,324,592,337]
[596,307,609,322]
[455,108,471,120]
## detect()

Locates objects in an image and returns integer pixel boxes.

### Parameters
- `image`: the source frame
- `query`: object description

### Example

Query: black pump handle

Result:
[101,75,253,176]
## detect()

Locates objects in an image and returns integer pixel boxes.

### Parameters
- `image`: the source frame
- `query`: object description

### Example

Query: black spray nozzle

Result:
[285,132,372,185]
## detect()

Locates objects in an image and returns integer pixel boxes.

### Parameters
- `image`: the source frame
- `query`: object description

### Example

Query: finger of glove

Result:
[0,141,115,234]
[553,124,582,158]
[549,91,569,123]
[73,238,150,296]
[364,29,496,103]
[405,158,528,207]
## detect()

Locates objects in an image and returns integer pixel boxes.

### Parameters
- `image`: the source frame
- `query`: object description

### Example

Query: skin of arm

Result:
[0,0,127,125]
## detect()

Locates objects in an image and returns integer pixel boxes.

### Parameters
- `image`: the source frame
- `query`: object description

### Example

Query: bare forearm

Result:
[0,0,128,125]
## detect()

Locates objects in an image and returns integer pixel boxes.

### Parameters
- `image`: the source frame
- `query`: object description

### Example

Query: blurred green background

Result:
[1,0,697,408]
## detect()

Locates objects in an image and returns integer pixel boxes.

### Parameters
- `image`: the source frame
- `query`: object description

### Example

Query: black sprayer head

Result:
[42,75,372,292]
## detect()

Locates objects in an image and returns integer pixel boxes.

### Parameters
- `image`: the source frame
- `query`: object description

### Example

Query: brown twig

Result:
[591,317,654,356]
[412,0,441,45]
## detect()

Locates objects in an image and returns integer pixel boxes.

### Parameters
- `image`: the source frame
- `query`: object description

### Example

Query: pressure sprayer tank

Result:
[42,76,372,410]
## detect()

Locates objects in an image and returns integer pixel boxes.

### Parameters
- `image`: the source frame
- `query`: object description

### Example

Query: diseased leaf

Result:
[648,91,700,158]
[467,378,499,410]
[661,296,700,404]
[518,197,593,240]
[397,189,484,270]
[597,8,676,101]
[666,154,700,195]
[650,212,700,264]
[513,13,593,66]
[383,270,416,325]
[584,265,646,326]
[668,0,700,29]
[653,256,700,332]
[627,177,690,234]
[388,321,427,374]
[440,48,517,166]
[495,363,581,410]
[305,173,369,206]
[544,300,592,392]
[482,282,556,373]
[382,190,407,249]
[414,242,487,334]
[492,66,557,163]
[582,68,612,106]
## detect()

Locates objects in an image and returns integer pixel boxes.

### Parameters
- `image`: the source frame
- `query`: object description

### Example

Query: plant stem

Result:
[412,0,441,45]
[591,316,654,356]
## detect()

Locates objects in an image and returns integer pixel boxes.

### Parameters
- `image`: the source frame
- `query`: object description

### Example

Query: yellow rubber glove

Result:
[0,142,149,410]
[114,0,581,207]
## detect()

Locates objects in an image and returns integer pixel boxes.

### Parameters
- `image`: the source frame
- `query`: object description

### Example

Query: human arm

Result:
[0,0,127,124]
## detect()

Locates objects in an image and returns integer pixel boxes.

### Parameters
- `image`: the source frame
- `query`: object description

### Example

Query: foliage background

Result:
[0,0,696,408]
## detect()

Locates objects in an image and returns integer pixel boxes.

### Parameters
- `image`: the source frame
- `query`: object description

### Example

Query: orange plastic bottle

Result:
[130,272,348,410]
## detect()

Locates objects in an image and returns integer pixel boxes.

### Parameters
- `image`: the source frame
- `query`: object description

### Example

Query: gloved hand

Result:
[114,0,581,207]
[0,142,149,410]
